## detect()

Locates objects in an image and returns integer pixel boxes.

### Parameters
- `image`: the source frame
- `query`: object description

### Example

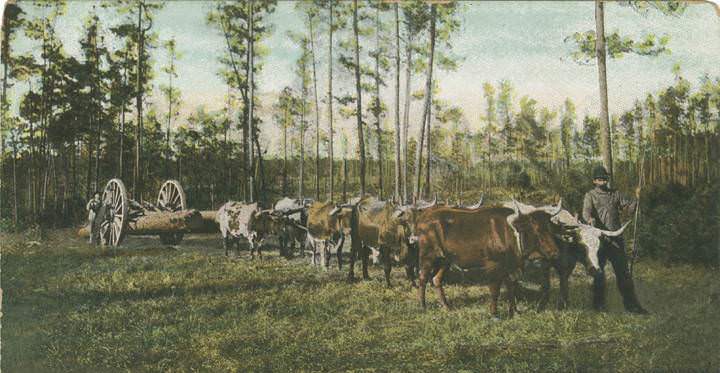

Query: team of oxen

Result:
[214,195,631,317]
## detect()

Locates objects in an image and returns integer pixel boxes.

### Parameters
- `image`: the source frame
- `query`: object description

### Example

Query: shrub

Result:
[638,183,720,266]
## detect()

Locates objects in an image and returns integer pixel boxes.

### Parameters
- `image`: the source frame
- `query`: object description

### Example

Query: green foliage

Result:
[565,1,685,65]
[638,183,720,265]
[567,30,670,64]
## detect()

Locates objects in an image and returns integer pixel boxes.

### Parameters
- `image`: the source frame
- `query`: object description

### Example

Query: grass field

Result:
[2,228,719,372]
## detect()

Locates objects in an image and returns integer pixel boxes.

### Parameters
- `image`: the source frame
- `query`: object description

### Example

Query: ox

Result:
[501,200,631,310]
[415,203,564,317]
[215,201,281,259]
[273,197,309,258]
[306,201,347,269]
[332,196,438,286]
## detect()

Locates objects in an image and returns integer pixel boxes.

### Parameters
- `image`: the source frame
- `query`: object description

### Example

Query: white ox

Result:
[502,199,631,272]
[216,201,278,259]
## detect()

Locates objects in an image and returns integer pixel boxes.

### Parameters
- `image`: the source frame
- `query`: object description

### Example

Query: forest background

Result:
[1,0,718,264]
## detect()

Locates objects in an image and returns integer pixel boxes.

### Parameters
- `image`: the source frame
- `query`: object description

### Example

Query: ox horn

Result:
[512,199,523,215]
[329,206,341,216]
[428,193,437,207]
[467,194,484,209]
[600,220,632,237]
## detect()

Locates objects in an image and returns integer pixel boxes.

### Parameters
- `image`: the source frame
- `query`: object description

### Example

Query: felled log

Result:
[78,209,206,237]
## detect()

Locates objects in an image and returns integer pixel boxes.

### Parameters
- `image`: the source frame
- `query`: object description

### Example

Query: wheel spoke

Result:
[166,187,175,207]
[172,193,180,208]
[113,222,121,244]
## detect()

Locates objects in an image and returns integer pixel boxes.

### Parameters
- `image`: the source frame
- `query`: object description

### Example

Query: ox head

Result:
[391,196,437,262]
[507,199,563,259]
[391,195,437,240]
[550,211,631,274]
[249,208,285,240]
[329,201,359,236]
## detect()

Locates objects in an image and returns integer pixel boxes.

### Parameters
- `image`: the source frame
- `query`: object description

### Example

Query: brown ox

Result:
[415,203,562,317]
[336,197,406,285]
[306,201,347,269]
[332,197,438,285]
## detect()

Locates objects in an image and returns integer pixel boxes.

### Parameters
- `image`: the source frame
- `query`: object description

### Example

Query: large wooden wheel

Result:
[99,178,129,247]
[157,179,187,245]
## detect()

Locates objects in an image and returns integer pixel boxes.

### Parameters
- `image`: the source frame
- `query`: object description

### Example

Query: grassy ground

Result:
[2,229,719,372]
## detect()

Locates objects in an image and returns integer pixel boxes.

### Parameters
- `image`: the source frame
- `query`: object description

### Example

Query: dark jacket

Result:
[582,187,636,231]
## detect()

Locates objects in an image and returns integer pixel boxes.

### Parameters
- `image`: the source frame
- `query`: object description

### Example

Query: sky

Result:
[7,0,720,156]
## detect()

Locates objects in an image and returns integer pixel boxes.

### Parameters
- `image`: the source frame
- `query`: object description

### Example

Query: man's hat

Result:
[592,165,610,180]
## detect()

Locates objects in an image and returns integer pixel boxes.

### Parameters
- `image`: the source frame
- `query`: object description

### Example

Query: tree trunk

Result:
[119,49,129,180]
[299,46,307,200]
[12,137,17,228]
[0,38,7,221]
[394,3,401,203]
[343,155,348,202]
[309,14,321,202]
[402,30,413,204]
[374,5,383,199]
[248,0,255,203]
[78,209,206,237]
[217,5,246,201]
[328,1,334,202]
[166,54,173,180]
[415,4,437,200]
[134,2,145,202]
[424,93,433,198]
[93,25,102,195]
[352,0,366,197]
[595,0,613,179]
[283,105,288,196]
[253,132,265,204]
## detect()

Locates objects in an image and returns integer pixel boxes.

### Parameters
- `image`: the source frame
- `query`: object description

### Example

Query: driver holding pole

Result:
[583,166,649,315]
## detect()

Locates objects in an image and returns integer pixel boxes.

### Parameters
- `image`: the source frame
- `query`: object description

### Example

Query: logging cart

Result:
[80,178,216,246]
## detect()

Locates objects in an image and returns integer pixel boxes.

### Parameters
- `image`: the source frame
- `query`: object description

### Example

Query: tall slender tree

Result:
[414,4,436,200]
[160,36,181,179]
[393,3,401,202]
[352,0,366,197]
[568,0,686,180]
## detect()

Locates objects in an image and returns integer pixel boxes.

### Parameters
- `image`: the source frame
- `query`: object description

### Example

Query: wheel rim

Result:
[158,180,187,211]
[158,180,187,244]
[100,179,128,247]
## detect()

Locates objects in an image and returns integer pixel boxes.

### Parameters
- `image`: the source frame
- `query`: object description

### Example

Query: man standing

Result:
[583,166,648,314]
[86,192,102,244]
